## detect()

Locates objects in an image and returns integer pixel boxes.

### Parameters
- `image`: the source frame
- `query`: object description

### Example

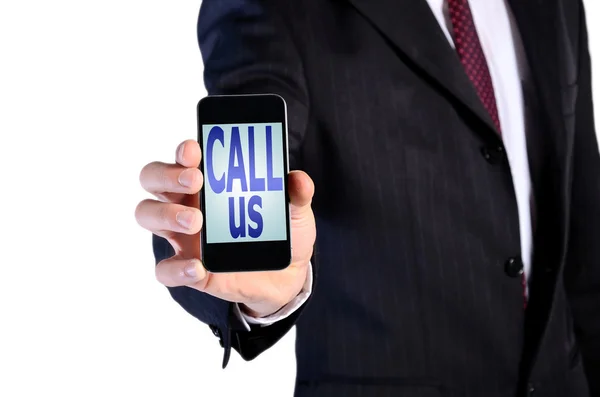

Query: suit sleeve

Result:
[564,2,600,394]
[155,0,316,369]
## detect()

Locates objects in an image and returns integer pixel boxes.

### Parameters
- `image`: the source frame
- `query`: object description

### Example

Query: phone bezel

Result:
[197,94,292,273]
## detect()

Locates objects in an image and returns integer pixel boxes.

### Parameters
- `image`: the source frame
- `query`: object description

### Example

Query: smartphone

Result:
[197,94,292,273]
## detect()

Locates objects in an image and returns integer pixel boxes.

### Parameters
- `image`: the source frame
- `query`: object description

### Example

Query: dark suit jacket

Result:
[152,0,600,396]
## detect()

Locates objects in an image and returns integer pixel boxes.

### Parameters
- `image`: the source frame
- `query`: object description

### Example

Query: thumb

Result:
[288,170,314,215]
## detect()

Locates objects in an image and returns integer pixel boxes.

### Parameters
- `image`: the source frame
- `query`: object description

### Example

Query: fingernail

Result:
[177,142,186,163]
[184,261,197,278]
[178,168,196,188]
[176,210,196,229]
[184,260,206,280]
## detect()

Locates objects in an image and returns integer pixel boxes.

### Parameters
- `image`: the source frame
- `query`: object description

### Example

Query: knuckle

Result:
[134,199,152,225]
[156,203,172,229]
[155,259,169,285]
[140,162,160,187]
[155,257,183,287]
[158,165,172,191]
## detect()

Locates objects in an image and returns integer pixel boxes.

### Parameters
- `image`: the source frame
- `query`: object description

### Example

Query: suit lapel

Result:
[346,0,569,157]
[346,0,499,137]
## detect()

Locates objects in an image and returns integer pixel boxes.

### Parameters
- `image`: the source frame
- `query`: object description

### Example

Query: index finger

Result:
[176,140,202,168]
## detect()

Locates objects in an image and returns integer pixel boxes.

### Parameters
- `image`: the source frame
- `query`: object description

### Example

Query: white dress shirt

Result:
[235,0,534,329]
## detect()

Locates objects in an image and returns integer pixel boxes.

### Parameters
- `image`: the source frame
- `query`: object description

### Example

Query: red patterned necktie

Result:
[447,0,528,309]
[448,0,501,133]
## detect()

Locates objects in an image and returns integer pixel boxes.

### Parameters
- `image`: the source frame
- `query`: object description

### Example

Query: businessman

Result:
[135,0,600,396]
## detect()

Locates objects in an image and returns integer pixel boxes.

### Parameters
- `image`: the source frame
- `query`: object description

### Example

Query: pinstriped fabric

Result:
[448,0,531,310]
[155,0,595,396]
[292,0,529,388]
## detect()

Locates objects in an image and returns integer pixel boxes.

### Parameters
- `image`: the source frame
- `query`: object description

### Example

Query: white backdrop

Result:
[0,1,598,396]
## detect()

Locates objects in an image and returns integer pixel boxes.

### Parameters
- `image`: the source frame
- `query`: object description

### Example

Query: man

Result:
[135,0,600,395]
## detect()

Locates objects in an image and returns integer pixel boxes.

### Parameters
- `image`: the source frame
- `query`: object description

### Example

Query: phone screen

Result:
[201,122,287,244]
[197,94,291,272]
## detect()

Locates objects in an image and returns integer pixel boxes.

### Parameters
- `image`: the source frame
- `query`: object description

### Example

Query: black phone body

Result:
[197,94,292,273]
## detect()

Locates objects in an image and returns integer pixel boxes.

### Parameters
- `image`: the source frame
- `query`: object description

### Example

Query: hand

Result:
[136,140,316,318]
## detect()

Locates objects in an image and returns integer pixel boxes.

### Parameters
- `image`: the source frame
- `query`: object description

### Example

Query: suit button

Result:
[527,384,536,396]
[505,256,524,278]
[481,145,506,164]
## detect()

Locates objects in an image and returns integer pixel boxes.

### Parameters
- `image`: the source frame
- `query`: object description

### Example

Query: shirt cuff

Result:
[232,263,313,331]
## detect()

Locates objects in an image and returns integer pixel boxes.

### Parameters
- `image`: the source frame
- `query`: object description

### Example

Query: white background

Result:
[0,1,598,396]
